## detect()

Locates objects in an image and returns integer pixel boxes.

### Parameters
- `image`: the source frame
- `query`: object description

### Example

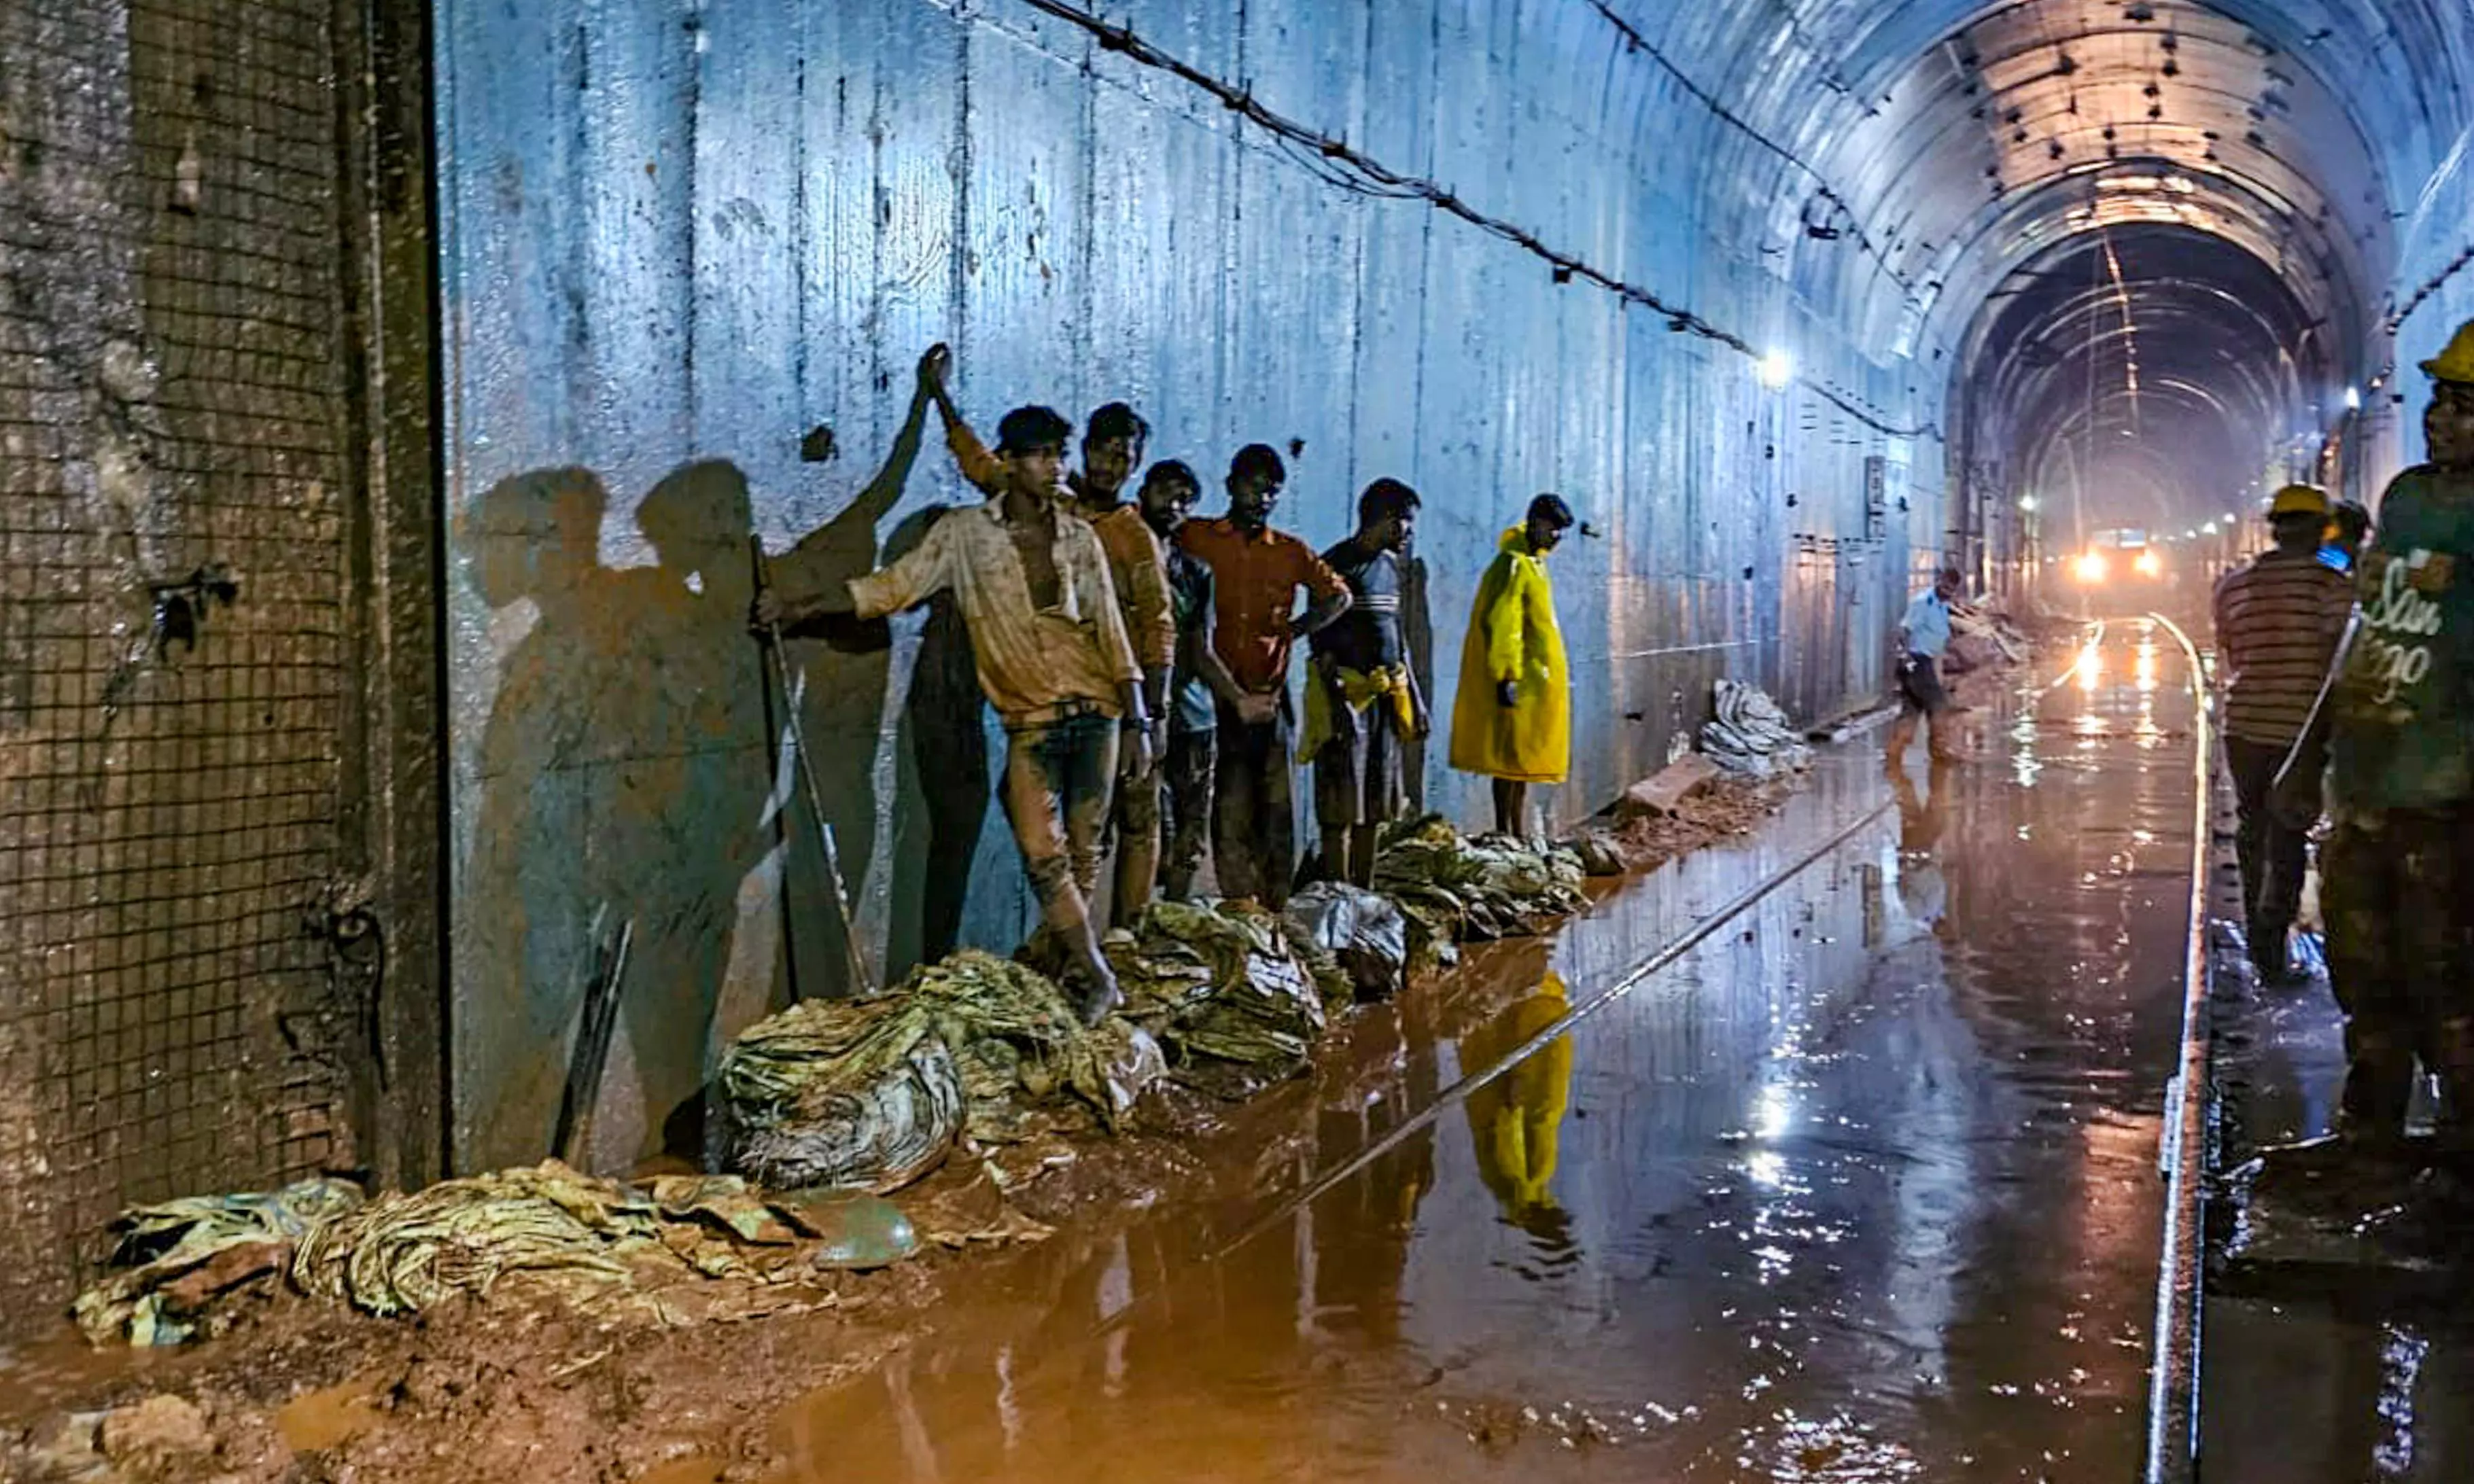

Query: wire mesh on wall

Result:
[0,0,365,1328]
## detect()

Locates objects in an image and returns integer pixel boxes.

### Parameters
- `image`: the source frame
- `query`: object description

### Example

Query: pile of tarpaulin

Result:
[716,950,1166,1192]
[1698,679,1814,778]
[74,825,1600,1346]
[74,1163,890,1346]
[1372,815,1590,966]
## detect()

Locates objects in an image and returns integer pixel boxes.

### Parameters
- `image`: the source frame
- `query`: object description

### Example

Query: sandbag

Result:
[735,1037,964,1195]
[1283,883,1410,1001]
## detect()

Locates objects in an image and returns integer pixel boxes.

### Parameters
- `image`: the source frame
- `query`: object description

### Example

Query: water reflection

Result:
[741,629,2208,1484]
[1458,972,1575,1248]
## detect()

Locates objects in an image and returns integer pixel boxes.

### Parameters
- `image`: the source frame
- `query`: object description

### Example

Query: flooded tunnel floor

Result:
[742,622,2203,1484]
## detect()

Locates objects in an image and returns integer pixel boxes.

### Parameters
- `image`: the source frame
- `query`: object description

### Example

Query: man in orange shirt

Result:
[1179,445,1352,908]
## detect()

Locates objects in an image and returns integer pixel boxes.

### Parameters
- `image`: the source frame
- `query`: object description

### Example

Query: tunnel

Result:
[4,0,2474,1474]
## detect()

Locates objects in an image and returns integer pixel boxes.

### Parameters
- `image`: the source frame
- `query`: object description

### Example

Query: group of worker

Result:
[2208,321,2474,1152]
[755,345,1575,1023]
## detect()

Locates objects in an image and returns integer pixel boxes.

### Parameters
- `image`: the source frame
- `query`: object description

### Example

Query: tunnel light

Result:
[2345,385,2363,411]
[1758,349,1794,389]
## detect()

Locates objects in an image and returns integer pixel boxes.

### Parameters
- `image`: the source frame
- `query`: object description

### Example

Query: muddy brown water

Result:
[664,622,2208,1484]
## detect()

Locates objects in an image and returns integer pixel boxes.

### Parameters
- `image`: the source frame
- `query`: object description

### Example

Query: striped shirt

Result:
[2212,549,2352,745]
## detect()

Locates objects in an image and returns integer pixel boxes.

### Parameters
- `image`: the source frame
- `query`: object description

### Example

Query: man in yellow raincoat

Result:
[1450,495,1575,835]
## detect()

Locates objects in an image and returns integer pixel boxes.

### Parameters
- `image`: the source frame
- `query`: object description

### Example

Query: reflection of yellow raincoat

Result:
[1460,972,1573,1217]
[1448,527,1569,783]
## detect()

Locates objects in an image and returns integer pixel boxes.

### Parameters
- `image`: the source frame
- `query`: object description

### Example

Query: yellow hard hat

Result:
[2420,319,2474,384]
[2268,484,2330,519]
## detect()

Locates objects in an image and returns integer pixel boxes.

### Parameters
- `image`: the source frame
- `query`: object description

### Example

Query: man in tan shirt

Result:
[941,391,1177,926]
[759,355,1153,1023]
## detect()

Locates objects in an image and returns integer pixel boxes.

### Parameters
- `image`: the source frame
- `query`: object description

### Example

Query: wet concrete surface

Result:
[710,622,2206,1483]
[2203,802,2474,1477]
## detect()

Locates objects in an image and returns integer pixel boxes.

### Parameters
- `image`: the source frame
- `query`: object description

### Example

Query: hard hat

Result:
[2268,483,2330,519]
[2420,319,2474,384]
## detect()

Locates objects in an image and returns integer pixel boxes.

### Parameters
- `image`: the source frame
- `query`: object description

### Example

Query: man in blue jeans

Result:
[1887,565,1966,766]
[759,376,1153,1023]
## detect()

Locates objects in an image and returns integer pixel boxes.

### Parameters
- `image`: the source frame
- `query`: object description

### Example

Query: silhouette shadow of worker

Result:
[462,466,635,1171]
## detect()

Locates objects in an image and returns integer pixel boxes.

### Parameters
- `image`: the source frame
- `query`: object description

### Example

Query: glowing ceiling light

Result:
[2202,521,2220,535]
[1758,349,1794,389]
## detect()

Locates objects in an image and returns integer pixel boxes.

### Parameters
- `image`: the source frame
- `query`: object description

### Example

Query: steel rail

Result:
[2142,610,2215,1484]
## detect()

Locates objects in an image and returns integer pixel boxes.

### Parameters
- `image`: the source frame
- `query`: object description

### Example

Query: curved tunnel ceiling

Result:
[1624,0,2474,529]
[1828,1,2393,364]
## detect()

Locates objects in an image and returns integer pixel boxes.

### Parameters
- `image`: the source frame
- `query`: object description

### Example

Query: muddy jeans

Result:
[1160,726,1217,901]
[2225,736,2309,953]
[1002,712,1119,939]
[2320,807,2474,1135]
[1109,745,1161,930]
[1213,696,1297,909]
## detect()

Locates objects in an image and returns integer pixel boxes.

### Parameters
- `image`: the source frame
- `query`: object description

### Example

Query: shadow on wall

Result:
[460,463,774,1171]
[455,418,1011,1171]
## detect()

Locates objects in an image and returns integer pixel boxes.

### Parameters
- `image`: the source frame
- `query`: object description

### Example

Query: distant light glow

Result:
[2133,549,2163,578]
[2019,495,2039,512]
[2345,386,2363,411]
[2202,521,2220,535]
[2075,552,2110,584]
[1758,349,1794,389]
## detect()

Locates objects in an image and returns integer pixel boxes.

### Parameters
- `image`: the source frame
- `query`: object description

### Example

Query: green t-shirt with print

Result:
[2329,464,2474,814]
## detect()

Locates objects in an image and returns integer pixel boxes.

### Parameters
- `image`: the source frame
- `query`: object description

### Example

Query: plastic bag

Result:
[1283,883,1410,1001]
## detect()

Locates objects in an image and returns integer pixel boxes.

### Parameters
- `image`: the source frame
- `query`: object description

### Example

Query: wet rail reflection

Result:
[761,622,2201,1483]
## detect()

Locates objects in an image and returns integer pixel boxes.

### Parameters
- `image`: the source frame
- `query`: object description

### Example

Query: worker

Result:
[1305,479,1430,887]
[1178,446,1353,908]
[937,397,1176,927]
[756,359,1152,1025]
[1136,460,1247,900]
[2212,484,2352,982]
[1887,565,1966,766]
[2322,320,2474,1147]
[1449,494,1575,837]
[2321,498,2373,576]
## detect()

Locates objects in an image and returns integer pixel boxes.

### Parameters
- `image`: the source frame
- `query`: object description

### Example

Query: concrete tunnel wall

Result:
[435,0,1945,1171]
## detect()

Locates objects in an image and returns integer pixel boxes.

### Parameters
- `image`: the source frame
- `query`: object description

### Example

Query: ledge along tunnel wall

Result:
[434,0,1945,1173]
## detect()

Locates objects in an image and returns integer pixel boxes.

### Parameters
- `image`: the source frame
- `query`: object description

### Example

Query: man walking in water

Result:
[1887,566,1966,766]
[2212,483,2351,982]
